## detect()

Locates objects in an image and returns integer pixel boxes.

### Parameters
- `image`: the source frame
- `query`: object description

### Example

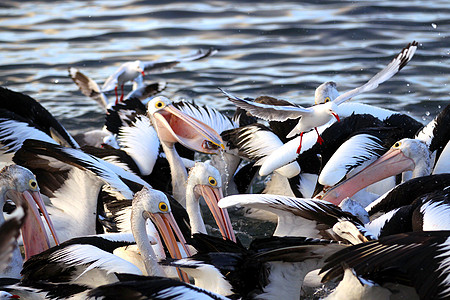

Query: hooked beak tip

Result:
[332,112,340,122]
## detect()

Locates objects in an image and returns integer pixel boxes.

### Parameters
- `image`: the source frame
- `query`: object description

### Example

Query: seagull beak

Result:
[141,71,145,77]
[195,185,236,242]
[331,112,340,122]
[320,148,415,205]
[152,104,225,154]
[6,190,59,260]
[148,211,191,283]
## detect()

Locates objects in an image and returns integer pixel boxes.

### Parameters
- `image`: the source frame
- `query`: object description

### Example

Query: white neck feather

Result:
[161,141,188,207]
[130,203,166,277]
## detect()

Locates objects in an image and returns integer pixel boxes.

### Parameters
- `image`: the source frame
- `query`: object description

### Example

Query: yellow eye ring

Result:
[155,101,165,109]
[28,179,38,190]
[393,141,402,149]
[158,202,169,212]
[324,97,331,103]
[208,176,217,186]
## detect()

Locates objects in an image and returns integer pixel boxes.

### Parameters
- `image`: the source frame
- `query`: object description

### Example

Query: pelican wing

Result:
[333,41,418,105]
[0,204,26,272]
[220,89,310,121]
[219,194,367,241]
[173,101,237,135]
[142,48,218,73]
[320,231,450,300]
[319,134,385,187]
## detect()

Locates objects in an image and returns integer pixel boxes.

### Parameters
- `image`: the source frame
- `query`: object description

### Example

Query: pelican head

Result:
[147,96,225,154]
[315,81,340,105]
[132,187,191,282]
[321,138,433,205]
[188,162,235,242]
[0,165,59,260]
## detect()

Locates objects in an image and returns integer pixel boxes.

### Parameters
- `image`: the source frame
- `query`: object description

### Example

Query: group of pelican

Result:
[0,42,449,299]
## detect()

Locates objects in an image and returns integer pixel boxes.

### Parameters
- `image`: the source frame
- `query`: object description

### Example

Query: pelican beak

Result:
[195,185,236,242]
[331,112,340,122]
[152,104,225,154]
[6,190,59,260]
[148,211,191,283]
[320,148,415,205]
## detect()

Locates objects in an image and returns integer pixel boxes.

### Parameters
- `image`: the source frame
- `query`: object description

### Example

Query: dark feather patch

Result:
[0,87,78,148]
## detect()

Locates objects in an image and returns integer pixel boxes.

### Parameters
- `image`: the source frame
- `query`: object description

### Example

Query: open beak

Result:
[320,148,414,205]
[196,185,236,242]
[6,190,59,260]
[152,104,225,154]
[331,112,340,122]
[148,211,191,283]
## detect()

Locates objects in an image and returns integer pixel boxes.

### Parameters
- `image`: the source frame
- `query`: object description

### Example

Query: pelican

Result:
[186,161,235,241]
[221,41,417,153]
[146,95,226,206]
[0,165,59,278]
[99,48,217,103]
[218,194,372,244]
[321,104,450,205]
[20,187,191,286]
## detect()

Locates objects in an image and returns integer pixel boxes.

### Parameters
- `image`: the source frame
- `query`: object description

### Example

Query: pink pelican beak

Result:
[6,190,59,260]
[152,104,225,154]
[320,147,415,205]
[147,211,191,283]
[194,185,236,242]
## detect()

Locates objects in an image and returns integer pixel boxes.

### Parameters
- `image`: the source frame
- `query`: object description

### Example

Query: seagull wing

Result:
[220,88,311,121]
[333,41,418,105]
[102,65,127,92]
[68,67,109,109]
[142,48,218,72]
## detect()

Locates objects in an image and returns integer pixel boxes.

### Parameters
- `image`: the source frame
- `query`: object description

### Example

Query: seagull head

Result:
[325,101,340,122]
[131,60,145,77]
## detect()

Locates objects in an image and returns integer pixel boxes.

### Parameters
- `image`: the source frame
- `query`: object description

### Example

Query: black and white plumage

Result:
[366,173,450,217]
[85,273,228,300]
[20,187,192,286]
[321,231,450,300]
[12,139,153,242]
[321,104,450,205]
[164,233,345,299]
[0,88,79,166]
[218,194,372,244]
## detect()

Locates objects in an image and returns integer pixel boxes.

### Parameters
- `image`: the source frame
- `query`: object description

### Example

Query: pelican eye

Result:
[158,202,169,212]
[155,101,165,109]
[28,179,38,189]
[208,176,217,186]
[393,141,402,149]
[324,97,331,103]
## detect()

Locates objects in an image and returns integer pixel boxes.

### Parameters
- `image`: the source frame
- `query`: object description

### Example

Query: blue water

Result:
[0,0,448,135]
